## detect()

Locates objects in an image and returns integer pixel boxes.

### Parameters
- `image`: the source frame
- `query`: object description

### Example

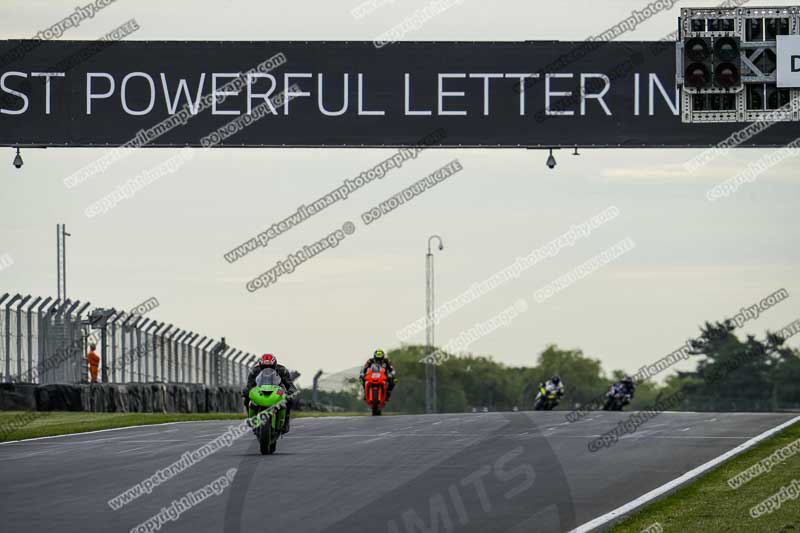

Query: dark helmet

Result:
[551,375,561,385]
[621,375,633,385]
[373,349,386,361]
[260,354,277,368]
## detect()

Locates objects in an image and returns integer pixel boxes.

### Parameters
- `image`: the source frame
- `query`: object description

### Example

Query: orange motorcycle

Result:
[363,363,391,416]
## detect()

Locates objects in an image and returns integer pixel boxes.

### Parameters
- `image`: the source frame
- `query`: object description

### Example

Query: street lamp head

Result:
[427,234,444,254]
[546,149,556,170]
[12,147,23,169]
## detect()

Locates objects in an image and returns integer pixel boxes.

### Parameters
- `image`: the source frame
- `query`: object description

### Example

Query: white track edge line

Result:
[0,413,373,445]
[0,420,227,445]
[568,415,800,533]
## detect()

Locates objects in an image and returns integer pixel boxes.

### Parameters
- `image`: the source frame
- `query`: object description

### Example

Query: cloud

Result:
[598,156,800,185]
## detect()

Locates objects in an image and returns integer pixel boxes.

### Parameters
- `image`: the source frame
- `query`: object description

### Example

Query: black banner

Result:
[0,40,797,148]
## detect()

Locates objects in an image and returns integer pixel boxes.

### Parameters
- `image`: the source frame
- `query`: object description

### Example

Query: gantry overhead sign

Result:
[1,6,798,148]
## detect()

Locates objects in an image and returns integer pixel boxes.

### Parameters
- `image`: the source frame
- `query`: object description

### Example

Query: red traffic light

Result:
[714,63,739,88]
[686,64,711,89]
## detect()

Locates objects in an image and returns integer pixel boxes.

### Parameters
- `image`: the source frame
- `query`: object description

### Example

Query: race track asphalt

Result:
[0,411,794,533]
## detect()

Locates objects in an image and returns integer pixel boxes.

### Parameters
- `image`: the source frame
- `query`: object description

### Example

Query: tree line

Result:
[301,318,800,414]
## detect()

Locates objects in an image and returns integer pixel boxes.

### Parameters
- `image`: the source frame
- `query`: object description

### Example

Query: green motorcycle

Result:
[246,368,288,455]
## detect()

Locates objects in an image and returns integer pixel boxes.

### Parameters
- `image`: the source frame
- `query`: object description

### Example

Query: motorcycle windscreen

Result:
[255,368,282,387]
[370,363,382,372]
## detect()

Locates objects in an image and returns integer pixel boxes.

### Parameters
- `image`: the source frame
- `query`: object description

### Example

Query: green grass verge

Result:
[0,410,372,442]
[609,419,800,532]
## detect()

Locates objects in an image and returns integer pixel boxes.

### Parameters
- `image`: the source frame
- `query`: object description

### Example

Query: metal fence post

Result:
[191,334,200,382]
[234,352,245,385]
[53,300,71,384]
[239,353,248,385]
[118,315,134,383]
[25,297,41,383]
[176,330,187,382]
[220,348,229,385]
[150,322,164,382]
[34,297,51,383]
[119,315,141,383]
[43,299,61,384]
[74,302,91,384]
[181,332,194,382]
[173,331,187,382]
[231,350,240,385]
[127,317,141,382]
[136,318,150,382]
[159,325,173,381]
[142,320,157,381]
[65,300,82,383]
[235,352,250,385]
[15,295,32,381]
[186,333,194,382]
[223,350,230,385]
[135,319,144,381]
[176,331,184,382]
[187,333,199,383]
[209,339,226,386]
[178,332,187,382]
[0,293,9,382]
[228,349,237,385]
[166,329,178,382]
[194,336,207,384]
[108,312,120,383]
[4,295,22,382]
[201,339,214,385]
[244,353,252,384]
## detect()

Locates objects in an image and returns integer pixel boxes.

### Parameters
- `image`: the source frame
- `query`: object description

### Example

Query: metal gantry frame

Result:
[678,5,800,123]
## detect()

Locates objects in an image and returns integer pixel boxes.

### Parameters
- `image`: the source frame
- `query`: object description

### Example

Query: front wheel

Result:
[259,414,272,455]
[371,388,382,416]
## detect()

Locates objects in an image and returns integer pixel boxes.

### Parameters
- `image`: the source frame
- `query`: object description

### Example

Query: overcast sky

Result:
[1,0,798,386]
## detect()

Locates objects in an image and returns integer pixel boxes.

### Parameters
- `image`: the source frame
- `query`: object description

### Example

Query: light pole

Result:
[425,235,444,414]
[56,224,71,301]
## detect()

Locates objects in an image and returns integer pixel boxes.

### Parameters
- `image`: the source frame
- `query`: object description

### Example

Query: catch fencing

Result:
[0,293,256,386]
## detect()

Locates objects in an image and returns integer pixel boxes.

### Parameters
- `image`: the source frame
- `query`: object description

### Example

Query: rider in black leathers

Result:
[243,354,298,433]
[611,375,636,407]
[359,349,397,400]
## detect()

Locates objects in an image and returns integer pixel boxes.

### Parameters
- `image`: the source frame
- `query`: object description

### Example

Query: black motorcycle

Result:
[602,384,630,411]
